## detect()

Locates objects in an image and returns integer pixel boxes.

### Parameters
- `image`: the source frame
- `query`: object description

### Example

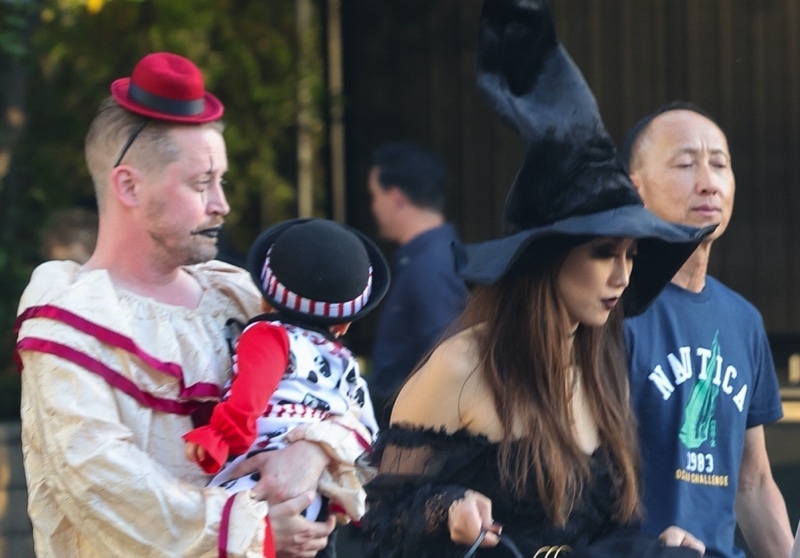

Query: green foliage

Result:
[0,0,329,413]
[21,0,325,232]
[0,0,40,60]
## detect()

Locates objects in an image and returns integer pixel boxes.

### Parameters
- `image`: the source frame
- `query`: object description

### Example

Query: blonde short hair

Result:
[84,97,224,207]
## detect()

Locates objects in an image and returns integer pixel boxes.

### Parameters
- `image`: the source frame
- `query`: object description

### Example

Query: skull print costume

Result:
[185,317,377,521]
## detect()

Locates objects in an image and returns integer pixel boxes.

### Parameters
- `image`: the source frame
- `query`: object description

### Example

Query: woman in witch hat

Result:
[361,1,714,557]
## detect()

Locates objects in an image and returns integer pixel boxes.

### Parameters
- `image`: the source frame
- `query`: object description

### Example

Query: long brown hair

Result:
[458,239,640,526]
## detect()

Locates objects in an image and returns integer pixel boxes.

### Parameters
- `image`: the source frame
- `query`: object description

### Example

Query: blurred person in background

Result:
[366,142,467,428]
[40,206,98,264]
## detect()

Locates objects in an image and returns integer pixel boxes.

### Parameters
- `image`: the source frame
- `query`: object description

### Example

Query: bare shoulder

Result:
[391,327,482,431]
[430,327,482,381]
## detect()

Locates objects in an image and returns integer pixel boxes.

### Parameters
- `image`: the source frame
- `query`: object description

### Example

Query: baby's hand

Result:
[184,441,207,465]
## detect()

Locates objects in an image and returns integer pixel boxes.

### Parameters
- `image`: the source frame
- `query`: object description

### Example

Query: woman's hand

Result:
[447,490,502,549]
[659,525,706,555]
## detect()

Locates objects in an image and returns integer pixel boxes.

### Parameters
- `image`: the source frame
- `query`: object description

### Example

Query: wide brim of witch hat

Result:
[456,205,717,316]
[110,52,223,123]
[246,218,390,326]
[459,0,715,316]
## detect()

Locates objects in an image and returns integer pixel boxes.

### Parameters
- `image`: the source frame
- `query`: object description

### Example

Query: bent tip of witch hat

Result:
[457,0,714,316]
[246,218,391,327]
[110,52,223,123]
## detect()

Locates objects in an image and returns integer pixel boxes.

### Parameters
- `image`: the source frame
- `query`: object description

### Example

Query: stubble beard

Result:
[149,229,219,268]
[186,240,219,265]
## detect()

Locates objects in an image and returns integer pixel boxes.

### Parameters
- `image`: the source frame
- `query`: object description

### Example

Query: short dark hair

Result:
[371,142,447,212]
[621,101,720,172]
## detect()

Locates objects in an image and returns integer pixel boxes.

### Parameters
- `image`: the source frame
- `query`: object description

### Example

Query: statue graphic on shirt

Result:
[679,331,721,449]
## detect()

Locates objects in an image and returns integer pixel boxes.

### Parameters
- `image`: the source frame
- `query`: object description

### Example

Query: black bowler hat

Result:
[456,0,715,315]
[247,219,390,326]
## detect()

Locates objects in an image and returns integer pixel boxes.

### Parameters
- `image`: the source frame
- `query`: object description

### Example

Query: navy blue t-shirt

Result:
[368,224,467,398]
[624,278,783,558]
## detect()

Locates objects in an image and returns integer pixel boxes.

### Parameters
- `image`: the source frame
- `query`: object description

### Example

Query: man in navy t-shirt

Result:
[366,142,468,428]
[622,102,793,558]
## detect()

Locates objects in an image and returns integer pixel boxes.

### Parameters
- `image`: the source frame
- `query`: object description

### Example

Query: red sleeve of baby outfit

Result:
[183,322,289,473]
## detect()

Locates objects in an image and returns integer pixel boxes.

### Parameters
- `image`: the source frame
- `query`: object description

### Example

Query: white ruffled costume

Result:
[16,260,271,557]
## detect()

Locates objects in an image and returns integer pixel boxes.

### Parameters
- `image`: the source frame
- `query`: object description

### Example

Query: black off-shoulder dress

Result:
[361,426,700,558]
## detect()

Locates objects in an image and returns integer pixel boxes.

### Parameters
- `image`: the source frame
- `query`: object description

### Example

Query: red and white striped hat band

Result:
[261,248,373,319]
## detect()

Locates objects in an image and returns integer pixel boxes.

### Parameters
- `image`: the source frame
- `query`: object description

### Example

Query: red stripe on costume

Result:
[329,418,372,452]
[328,501,348,519]
[16,305,182,378]
[264,516,276,558]
[219,495,275,558]
[16,337,204,415]
[218,495,235,558]
[181,381,222,400]
[353,429,372,451]
[15,304,221,403]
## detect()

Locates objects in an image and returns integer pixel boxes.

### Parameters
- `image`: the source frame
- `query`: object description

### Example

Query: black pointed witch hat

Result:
[456,0,715,315]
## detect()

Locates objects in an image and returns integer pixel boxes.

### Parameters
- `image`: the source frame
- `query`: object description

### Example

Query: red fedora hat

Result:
[110,52,223,123]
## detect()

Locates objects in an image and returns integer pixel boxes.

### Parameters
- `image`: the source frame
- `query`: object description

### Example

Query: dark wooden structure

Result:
[340,0,800,355]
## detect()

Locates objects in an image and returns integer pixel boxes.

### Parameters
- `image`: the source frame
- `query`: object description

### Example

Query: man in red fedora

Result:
[16,52,336,557]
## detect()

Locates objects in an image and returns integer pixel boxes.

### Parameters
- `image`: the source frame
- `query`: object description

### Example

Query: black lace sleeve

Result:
[361,426,492,558]
[360,425,649,557]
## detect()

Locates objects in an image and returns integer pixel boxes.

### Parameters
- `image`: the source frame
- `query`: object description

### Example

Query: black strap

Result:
[462,530,525,558]
[128,82,205,116]
[224,317,246,357]
[113,118,149,167]
[462,529,486,558]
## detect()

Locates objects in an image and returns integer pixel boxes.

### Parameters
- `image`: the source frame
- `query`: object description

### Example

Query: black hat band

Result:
[128,83,205,116]
[261,248,373,319]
